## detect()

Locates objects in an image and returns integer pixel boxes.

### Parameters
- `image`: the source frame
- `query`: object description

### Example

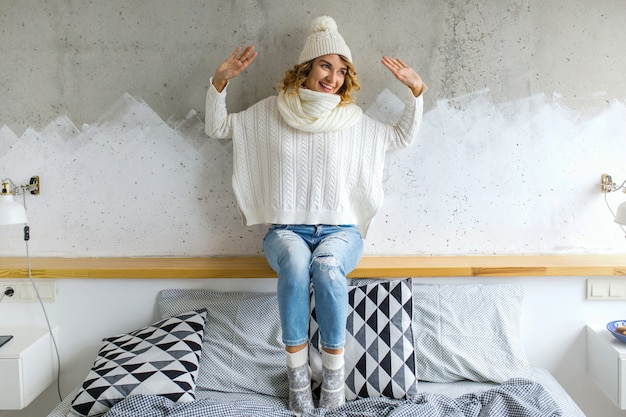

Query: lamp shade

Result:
[616,201,626,226]
[0,194,27,225]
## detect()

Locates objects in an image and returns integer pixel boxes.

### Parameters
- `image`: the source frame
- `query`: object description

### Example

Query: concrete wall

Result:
[1,1,626,416]
[3,1,626,133]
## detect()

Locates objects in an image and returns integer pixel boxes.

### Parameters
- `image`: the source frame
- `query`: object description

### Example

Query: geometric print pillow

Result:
[309,278,417,401]
[68,310,207,417]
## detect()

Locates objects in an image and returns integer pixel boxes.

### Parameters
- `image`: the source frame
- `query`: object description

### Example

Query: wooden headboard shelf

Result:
[0,255,624,279]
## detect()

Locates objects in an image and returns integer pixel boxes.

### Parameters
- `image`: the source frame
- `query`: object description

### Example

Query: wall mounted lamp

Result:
[601,173,626,227]
[0,175,61,401]
[0,176,40,226]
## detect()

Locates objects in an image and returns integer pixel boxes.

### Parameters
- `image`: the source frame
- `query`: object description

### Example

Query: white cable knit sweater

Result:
[205,83,424,237]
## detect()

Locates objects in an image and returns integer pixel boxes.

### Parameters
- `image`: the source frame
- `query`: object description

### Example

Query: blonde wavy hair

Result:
[276,55,360,106]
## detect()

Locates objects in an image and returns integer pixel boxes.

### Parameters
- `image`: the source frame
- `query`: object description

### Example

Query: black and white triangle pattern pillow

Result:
[69,310,207,417]
[309,278,417,401]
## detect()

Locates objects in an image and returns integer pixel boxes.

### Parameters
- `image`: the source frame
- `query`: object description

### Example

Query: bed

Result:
[47,280,585,417]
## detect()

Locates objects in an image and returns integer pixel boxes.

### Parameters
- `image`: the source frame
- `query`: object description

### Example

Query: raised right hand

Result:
[212,46,258,92]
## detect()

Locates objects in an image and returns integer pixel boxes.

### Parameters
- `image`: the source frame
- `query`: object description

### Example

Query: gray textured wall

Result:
[1,0,625,257]
[3,1,625,132]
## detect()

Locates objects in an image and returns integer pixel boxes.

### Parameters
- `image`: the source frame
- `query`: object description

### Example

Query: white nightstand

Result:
[587,325,626,410]
[0,327,58,410]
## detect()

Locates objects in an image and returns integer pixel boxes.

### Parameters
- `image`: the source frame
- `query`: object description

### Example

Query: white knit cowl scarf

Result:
[277,88,362,133]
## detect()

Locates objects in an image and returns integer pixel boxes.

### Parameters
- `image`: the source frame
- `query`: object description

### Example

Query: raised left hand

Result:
[381,56,424,97]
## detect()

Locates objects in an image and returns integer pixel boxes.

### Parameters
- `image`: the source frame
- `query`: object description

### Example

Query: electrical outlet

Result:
[587,279,626,300]
[0,280,56,303]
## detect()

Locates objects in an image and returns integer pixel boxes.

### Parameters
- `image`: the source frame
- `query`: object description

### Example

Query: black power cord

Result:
[5,223,63,402]
[23,225,63,402]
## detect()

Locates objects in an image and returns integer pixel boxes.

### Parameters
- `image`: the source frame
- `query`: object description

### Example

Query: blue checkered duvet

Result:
[102,378,561,417]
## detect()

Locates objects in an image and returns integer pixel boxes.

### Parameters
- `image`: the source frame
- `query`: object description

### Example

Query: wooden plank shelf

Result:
[0,255,625,279]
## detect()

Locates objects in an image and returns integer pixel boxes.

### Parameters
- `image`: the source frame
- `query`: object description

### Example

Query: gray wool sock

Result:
[286,348,314,413]
[319,350,345,410]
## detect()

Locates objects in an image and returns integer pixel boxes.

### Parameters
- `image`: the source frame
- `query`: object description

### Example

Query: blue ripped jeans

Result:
[263,224,363,350]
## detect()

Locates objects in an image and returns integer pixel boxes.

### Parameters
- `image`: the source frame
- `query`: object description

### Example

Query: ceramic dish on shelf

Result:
[607,320,626,343]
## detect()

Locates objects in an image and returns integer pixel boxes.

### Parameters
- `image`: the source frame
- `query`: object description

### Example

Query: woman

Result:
[205,16,425,413]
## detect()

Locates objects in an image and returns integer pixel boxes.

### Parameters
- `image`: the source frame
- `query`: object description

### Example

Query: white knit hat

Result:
[298,16,352,64]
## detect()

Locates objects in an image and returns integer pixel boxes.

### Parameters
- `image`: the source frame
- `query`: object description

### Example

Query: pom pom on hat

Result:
[310,16,338,33]
[298,16,352,64]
